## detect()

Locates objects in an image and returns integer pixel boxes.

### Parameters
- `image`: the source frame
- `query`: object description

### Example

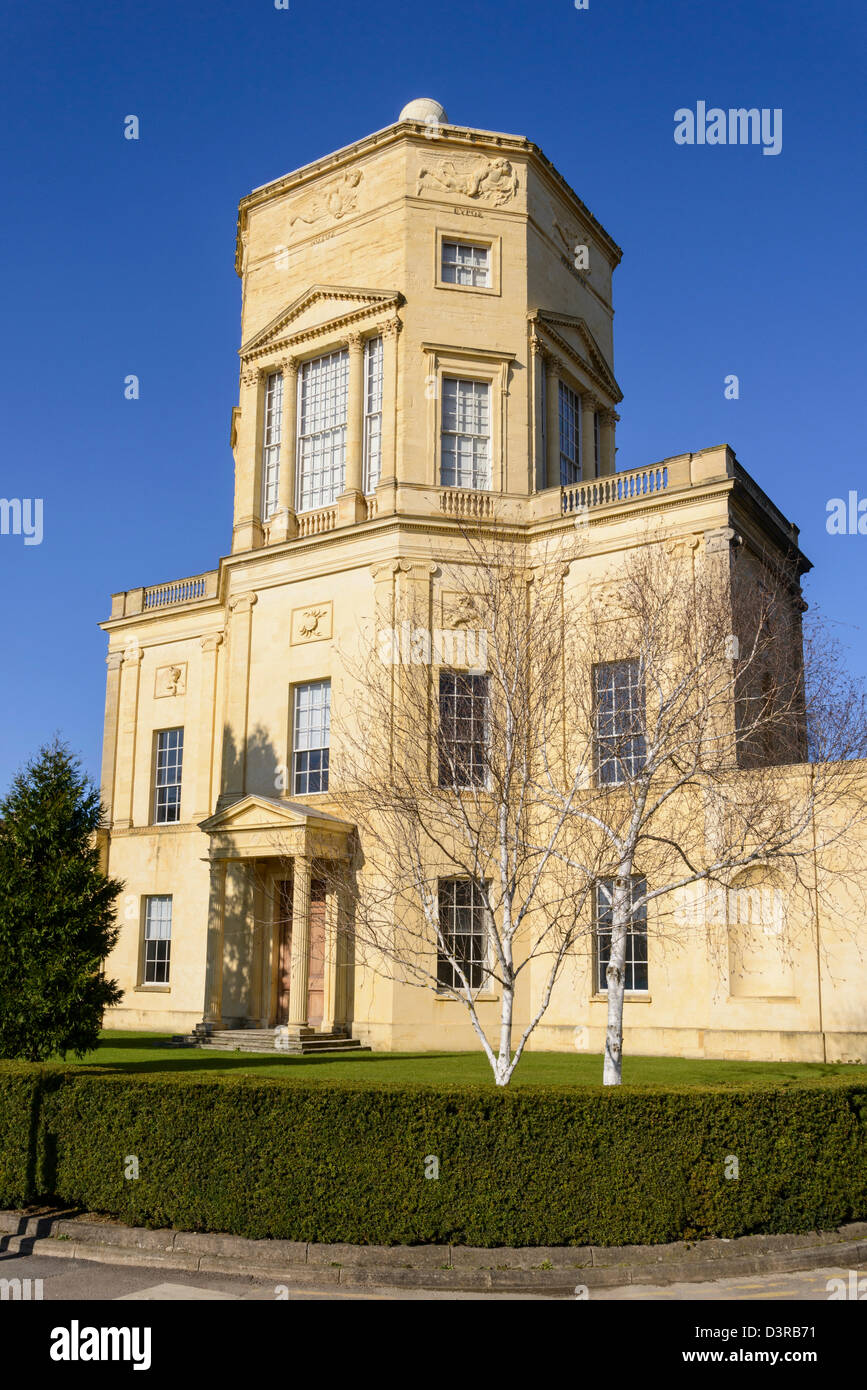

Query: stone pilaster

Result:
[268,356,299,543]
[338,333,366,525]
[598,408,617,477]
[218,593,257,808]
[287,854,313,1032]
[582,394,598,481]
[232,365,265,553]
[99,651,124,823]
[376,315,402,509]
[113,643,143,829]
[203,859,228,1024]
[545,356,562,490]
[194,633,223,821]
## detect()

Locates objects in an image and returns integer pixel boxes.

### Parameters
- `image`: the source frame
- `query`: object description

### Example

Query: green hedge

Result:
[1,1066,865,1246]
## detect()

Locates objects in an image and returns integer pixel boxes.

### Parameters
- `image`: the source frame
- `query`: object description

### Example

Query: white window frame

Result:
[440,240,491,288]
[363,336,383,493]
[559,380,581,485]
[142,895,172,986]
[434,230,500,296]
[437,670,490,789]
[292,679,331,795]
[440,378,492,491]
[261,371,283,521]
[436,877,491,993]
[153,728,183,824]
[594,877,649,994]
[594,660,647,787]
[296,349,349,513]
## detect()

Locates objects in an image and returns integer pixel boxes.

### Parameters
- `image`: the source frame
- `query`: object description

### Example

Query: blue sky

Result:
[0,0,864,793]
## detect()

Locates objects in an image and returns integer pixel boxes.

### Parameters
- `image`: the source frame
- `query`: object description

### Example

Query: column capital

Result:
[122,645,144,666]
[201,632,225,652]
[346,332,365,353]
[228,591,258,614]
[582,391,600,413]
[240,364,260,388]
[106,651,124,671]
[545,354,563,377]
[381,315,403,339]
[530,332,547,360]
[278,355,299,378]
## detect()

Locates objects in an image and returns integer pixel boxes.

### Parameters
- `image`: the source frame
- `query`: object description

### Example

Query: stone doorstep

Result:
[0,1211,865,1292]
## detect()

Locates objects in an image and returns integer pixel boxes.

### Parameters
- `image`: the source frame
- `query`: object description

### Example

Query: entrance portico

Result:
[198,795,354,1038]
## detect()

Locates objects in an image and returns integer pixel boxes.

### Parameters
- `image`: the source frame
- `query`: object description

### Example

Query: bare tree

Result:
[331,529,602,1086]
[548,532,867,1084]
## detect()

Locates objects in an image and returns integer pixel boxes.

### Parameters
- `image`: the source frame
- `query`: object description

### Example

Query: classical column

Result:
[599,409,617,477]
[530,335,546,492]
[545,356,562,490]
[112,643,143,829]
[582,393,598,481]
[231,365,264,554]
[268,356,299,543]
[203,859,228,1025]
[99,652,124,823]
[194,632,223,820]
[338,333,366,526]
[217,593,257,809]
[376,315,401,510]
[287,854,313,1033]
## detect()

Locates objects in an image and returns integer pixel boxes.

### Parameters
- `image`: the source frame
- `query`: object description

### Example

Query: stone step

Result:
[167,1028,369,1056]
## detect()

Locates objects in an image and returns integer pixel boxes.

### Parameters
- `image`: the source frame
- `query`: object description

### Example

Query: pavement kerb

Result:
[1,1211,865,1295]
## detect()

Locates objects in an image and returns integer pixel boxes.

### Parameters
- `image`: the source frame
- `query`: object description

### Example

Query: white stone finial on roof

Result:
[399,98,449,125]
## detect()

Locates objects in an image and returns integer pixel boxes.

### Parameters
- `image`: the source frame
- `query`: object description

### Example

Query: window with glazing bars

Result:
[363,336,383,492]
[441,378,491,490]
[594,660,647,785]
[437,878,488,990]
[293,680,330,795]
[261,370,283,520]
[441,241,490,287]
[153,729,183,823]
[143,895,172,984]
[438,671,489,788]
[297,350,349,512]
[594,877,648,992]
[559,381,581,485]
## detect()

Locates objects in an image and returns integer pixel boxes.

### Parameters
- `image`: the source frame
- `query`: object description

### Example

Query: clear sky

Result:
[0,0,864,793]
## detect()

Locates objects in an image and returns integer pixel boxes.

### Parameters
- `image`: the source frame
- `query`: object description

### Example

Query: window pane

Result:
[437,878,488,989]
[441,379,491,490]
[595,877,648,992]
[154,729,183,824]
[363,337,383,492]
[438,671,488,788]
[594,660,646,785]
[297,350,349,511]
[559,381,580,486]
[144,895,172,984]
[293,680,331,794]
[261,371,283,520]
[441,241,491,288]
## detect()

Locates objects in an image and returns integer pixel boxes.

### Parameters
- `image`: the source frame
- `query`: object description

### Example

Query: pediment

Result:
[199,794,352,835]
[534,310,623,403]
[241,285,401,358]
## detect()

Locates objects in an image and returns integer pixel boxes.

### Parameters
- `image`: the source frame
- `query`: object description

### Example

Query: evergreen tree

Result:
[0,741,123,1060]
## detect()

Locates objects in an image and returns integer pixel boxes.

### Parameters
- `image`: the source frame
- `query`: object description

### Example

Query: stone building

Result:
[98,99,866,1061]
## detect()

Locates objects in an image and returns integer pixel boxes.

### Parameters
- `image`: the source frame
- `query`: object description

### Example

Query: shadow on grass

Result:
[79,1050,482,1076]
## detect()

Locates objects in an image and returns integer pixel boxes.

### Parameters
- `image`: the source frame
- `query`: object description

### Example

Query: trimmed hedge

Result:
[1,1066,865,1246]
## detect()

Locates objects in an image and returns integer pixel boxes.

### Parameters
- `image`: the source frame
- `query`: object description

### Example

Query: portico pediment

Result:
[532,310,623,404]
[199,794,354,861]
[240,285,401,360]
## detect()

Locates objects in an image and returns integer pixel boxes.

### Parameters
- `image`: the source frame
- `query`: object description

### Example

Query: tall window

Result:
[594,877,648,993]
[363,336,383,492]
[153,729,183,824]
[437,878,488,990]
[143,895,172,984]
[441,241,490,287]
[297,349,349,512]
[293,680,331,794]
[438,671,489,788]
[594,660,646,785]
[261,370,283,521]
[441,378,491,490]
[559,381,580,485]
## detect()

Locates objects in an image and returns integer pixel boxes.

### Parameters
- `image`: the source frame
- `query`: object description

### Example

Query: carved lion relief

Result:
[416,157,519,206]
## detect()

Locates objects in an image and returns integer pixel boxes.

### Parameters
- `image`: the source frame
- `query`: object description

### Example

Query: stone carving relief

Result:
[291,601,333,644]
[288,170,364,229]
[155,663,186,698]
[416,156,519,205]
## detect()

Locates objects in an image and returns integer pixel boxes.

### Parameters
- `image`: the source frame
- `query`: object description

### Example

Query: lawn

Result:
[26,1030,867,1087]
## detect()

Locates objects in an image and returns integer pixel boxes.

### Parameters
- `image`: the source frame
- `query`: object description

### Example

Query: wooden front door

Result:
[275,879,293,1025]
[307,879,327,1028]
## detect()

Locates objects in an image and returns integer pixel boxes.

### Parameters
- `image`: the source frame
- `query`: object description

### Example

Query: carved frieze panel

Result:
[155,663,187,698]
[416,156,519,206]
[291,601,333,645]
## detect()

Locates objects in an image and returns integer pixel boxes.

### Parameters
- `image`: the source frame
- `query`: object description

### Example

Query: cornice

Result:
[235,123,622,275]
[239,285,402,362]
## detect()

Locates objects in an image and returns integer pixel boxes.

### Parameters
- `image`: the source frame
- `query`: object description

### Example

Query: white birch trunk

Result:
[603,874,630,1086]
